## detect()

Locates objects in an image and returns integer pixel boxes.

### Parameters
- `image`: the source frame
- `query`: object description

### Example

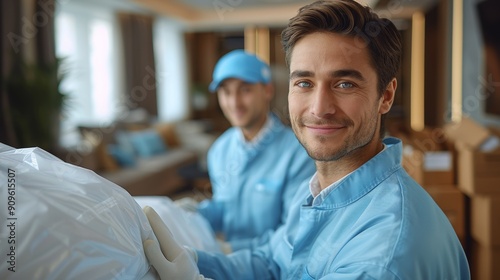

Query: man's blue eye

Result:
[338,82,353,89]
[297,81,311,88]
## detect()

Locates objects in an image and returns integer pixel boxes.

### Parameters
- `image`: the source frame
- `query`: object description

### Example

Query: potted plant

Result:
[3,57,68,153]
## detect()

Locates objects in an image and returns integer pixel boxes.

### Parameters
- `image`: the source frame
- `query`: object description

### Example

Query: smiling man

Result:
[142,1,470,279]
[287,30,396,192]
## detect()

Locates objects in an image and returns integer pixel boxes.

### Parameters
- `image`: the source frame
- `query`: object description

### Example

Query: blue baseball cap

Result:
[209,50,271,92]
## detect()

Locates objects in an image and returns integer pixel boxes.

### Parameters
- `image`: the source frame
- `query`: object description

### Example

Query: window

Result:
[55,3,121,147]
[153,17,189,121]
[55,2,189,147]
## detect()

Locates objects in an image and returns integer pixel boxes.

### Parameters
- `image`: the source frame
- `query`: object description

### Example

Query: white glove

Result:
[174,197,199,212]
[142,206,206,280]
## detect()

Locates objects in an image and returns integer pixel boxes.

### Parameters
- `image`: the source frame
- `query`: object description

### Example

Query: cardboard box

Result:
[471,241,500,280]
[408,127,450,152]
[471,195,500,247]
[403,147,454,186]
[425,185,466,240]
[401,127,455,186]
[456,143,500,195]
[444,117,500,195]
[444,117,491,148]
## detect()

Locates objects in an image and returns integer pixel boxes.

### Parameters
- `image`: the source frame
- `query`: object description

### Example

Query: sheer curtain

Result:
[154,17,190,122]
[55,2,121,147]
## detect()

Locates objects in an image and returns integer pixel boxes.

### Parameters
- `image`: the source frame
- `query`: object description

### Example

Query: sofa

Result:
[72,119,217,196]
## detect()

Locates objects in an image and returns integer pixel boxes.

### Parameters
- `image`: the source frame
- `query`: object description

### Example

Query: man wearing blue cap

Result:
[178,49,315,254]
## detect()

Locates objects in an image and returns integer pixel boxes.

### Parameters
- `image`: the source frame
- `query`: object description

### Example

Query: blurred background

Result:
[1,0,500,278]
[2,0,499,152]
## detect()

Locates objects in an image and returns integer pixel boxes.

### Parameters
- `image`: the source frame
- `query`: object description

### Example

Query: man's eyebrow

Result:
[289,70,314,80]
[331,69,366,81]
[289,69,366,81]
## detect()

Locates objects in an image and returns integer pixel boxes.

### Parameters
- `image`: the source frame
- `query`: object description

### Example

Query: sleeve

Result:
[317,264,399,280]
[196,181,309,280]
[196,234,280,280]
[228,229,273,252]
[197,198,224,232]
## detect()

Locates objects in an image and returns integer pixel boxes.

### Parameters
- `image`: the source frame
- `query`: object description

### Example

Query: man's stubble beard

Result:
[291,112,380,162]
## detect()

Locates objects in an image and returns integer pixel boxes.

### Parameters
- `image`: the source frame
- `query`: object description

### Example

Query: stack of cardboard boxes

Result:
[395,126,466,247]
[444,117,500,280]
[390,116,500,278]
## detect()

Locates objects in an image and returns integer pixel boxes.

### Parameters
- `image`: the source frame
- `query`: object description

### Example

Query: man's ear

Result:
[379,78,397,114]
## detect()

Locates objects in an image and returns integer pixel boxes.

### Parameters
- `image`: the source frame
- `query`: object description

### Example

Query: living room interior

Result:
[1,0,500,278]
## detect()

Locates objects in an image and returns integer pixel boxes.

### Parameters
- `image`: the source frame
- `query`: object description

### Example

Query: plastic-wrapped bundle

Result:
[134,196,220,253]
[0,143,158,280]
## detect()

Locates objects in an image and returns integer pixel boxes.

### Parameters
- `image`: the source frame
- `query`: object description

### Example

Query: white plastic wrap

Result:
[134,196,221,253]
[0,143,158,280]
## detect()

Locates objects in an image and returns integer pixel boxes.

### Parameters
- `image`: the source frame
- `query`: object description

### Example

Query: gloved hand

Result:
[142,206,206,280]
[174,197,199,212]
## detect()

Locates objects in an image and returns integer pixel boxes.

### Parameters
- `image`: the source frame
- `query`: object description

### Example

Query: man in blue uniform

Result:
[143,1,471,279]
[178,49,315,253]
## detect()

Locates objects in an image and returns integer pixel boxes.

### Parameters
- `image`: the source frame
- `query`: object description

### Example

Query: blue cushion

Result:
[115,131,136,156]
[128,129,167,158]
[107,144,136,167]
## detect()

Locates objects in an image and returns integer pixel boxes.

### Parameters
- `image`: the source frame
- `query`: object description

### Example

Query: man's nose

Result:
[310,86,337,118]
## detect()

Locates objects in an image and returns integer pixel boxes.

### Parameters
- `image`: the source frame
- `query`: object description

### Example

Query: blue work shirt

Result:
[196,137,470,279]
[197,113,315,252]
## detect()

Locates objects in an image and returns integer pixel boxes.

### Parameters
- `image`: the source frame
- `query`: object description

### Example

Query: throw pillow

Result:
[128,129,168,158]
[107,144,136,167]
[155,123,181,148]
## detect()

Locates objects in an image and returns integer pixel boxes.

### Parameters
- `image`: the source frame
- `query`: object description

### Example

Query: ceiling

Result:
[131,0,438,31]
